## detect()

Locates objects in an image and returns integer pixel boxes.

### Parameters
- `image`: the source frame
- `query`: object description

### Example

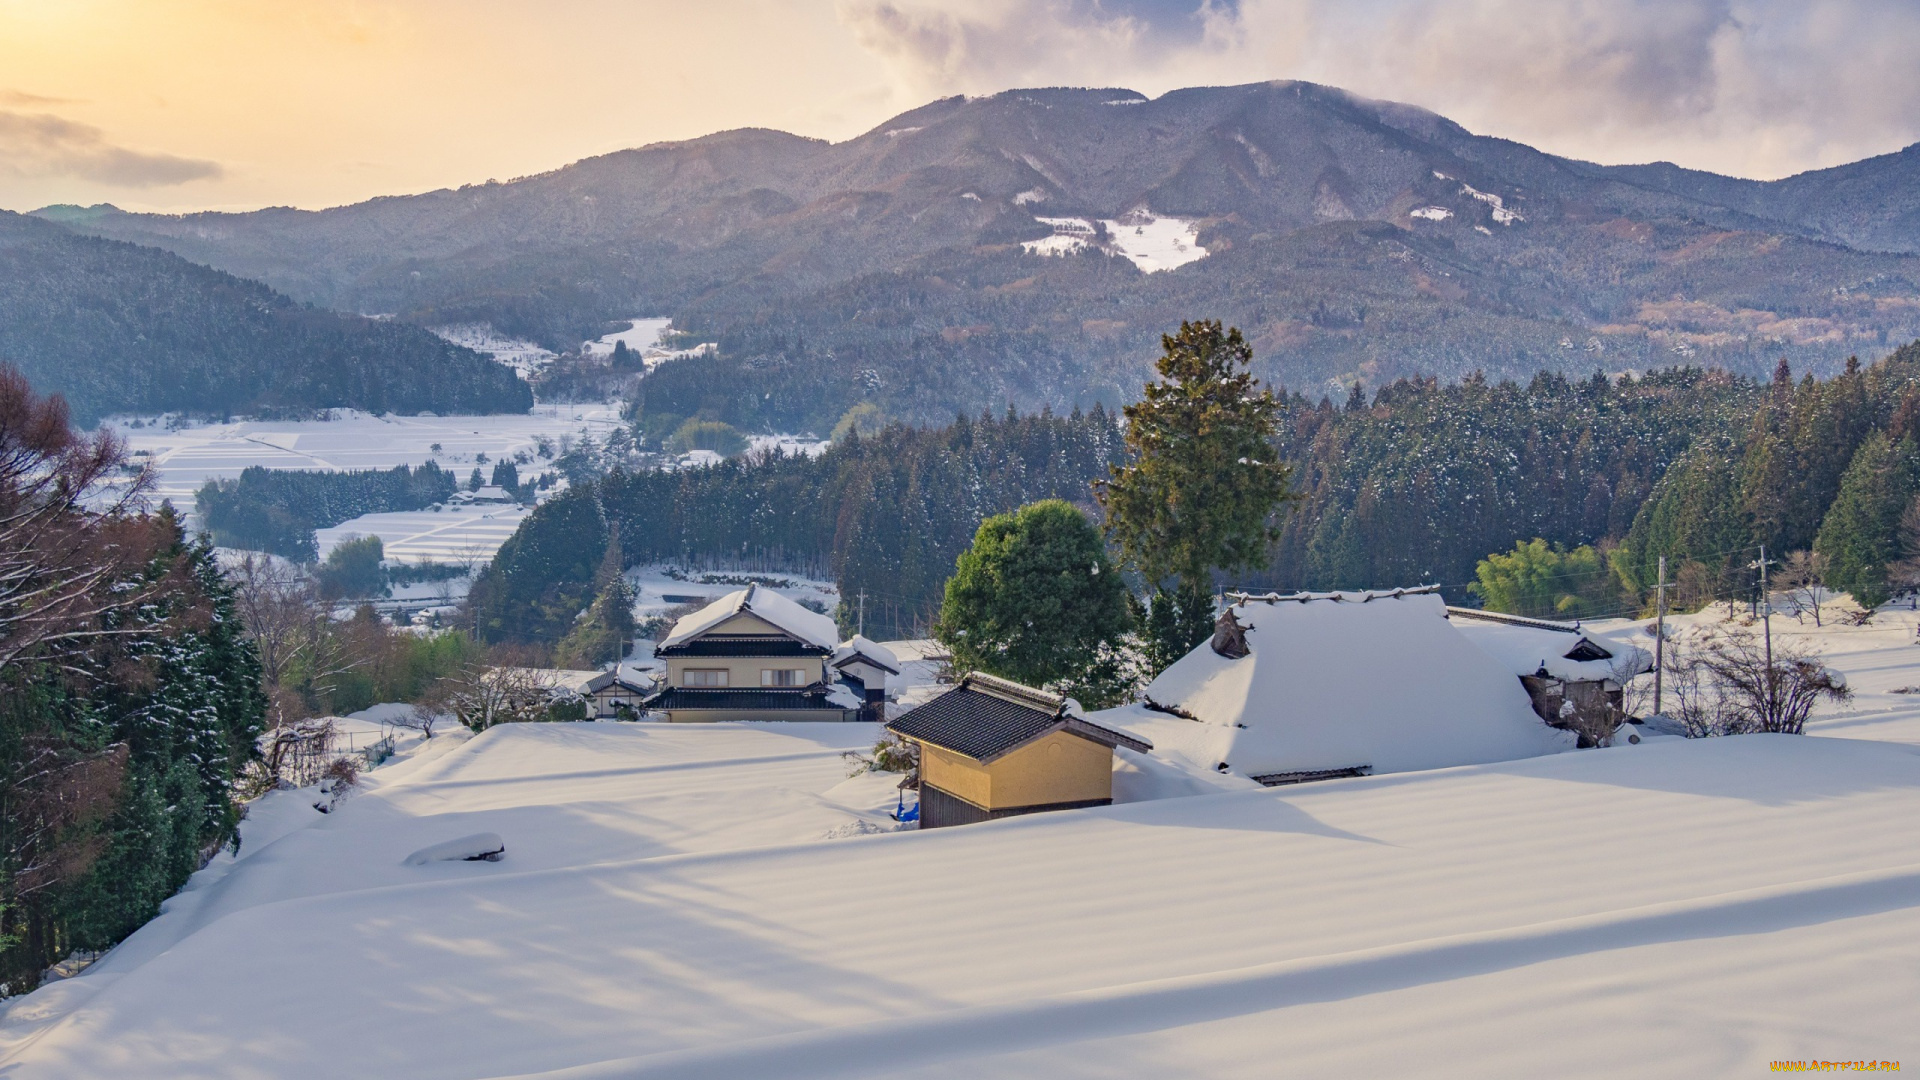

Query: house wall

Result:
[989,731,1114,808]
[917,730,1114,811]
[666,657,824,688]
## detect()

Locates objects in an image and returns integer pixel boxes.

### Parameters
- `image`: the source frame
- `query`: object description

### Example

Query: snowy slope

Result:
[2,720,1917,1077]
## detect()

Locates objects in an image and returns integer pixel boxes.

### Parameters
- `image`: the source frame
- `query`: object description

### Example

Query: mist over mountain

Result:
[41,81,1920,431]
[0,212,533,425]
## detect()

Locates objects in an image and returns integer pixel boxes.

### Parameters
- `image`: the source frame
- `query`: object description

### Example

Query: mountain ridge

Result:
[0,211,533,424]
[32,81,1920,430]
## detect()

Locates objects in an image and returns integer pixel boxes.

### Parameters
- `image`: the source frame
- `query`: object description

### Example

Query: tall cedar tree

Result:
[1097,321,1294,666]
[935,500,1131,705]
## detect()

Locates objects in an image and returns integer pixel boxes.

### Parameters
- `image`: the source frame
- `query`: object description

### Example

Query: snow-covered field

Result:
[110,404,626,506]
[315,502,532,565]
[6,611,1920,1077]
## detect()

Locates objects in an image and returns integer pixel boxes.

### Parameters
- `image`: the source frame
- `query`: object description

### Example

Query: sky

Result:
[2,0,1917,214]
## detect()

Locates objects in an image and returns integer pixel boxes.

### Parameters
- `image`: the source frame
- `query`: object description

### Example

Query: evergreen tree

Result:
[935,501,1132,705]
[553,530,637,669]
[490,460,520,495]
[1815,431,1920,608]
[1097,321,1294,667]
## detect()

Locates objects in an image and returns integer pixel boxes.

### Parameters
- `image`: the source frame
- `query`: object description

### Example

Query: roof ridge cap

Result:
[961,671,1065,712]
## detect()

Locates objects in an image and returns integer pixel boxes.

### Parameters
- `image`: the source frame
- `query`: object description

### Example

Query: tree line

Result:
[0,366,265,991]
[469,406,1128,644]
[197,463,456,562]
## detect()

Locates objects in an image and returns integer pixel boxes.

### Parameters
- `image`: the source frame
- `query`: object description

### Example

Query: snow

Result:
[1459,183,1524,224]
[314,501,530,566]
[1450,613,1651,683]
[1100,591,1570,782]
[4,717,1918,1077]
[880,638,950,708]
[1013,188,1049,206]
[1020,232,1090,257]
[582,316,671,358]
[1022,211,1208,273]
[430,324,557,379]
[107,403,624,506]
[8,612,1920,1076]
[628,566,839,629]
[832,635,898,672]
[402,832,506,865]
[1410,205,1453,221]
[659,584,841,650]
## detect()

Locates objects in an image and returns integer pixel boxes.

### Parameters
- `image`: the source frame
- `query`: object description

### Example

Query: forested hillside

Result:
[469,408,1126,642]
[50,83,1920,429]
[476,342,1920,641]
[0,212,533,424]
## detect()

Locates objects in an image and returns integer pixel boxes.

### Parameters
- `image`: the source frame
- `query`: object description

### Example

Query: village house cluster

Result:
[502,582,1652,831]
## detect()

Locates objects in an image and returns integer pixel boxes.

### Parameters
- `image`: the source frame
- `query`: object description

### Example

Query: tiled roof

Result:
[887,673,1150,762]
[643,687,852,712]
[655,636,830,658]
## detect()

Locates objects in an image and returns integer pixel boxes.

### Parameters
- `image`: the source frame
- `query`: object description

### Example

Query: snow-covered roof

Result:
[495,668,604,695]
[832,635,900,675]
[1447,608,1652,683]
[659,583,840,650]
[1094,589,1568,782]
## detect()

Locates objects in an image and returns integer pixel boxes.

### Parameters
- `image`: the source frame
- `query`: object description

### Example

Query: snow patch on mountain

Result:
[1022,212,1208,272]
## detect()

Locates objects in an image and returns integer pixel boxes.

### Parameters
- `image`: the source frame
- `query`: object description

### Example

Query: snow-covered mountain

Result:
[38,83,1920,427]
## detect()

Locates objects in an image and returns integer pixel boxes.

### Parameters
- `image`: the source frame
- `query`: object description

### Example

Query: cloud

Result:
[837,0,1920,178]
[0,110,222,187]
[1,89,76,106]
[839,0,1237,97]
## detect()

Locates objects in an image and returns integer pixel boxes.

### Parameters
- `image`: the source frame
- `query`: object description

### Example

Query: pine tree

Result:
[1815,431,1920,609]
[1097,320,1295,607]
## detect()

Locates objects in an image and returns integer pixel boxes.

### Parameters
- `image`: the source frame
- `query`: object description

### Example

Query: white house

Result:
[1094,588,1570,786]
[642,584,879,722]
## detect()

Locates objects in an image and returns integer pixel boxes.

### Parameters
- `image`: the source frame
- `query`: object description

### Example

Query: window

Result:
[683,669,728,688]
[761,668,803,687]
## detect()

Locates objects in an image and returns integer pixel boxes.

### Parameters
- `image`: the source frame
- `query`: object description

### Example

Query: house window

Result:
[683,669,728,688]
[761,668,803,687]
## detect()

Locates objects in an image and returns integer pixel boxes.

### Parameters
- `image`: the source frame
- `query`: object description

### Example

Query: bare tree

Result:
[1777,550,1831,626]
[1691,625,1851,734]
[0,365,184,677]
[440,662,551,732]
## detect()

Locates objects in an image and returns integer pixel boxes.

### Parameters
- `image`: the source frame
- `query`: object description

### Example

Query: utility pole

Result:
[857,590,867,638]
[1750,546,1776,719]
[1653,555,1672,716]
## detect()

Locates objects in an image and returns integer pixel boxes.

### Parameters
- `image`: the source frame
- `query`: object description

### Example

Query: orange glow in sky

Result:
[3,0,1915,213]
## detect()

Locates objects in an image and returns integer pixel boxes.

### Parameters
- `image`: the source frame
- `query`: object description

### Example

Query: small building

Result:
[887,672,1151,829]
[583,669,654,719]
[1094,588,1567,787]
[498,667,653,720]
[831,635,900,719]
[642,584,867,722]
[449,485,515,505]
[1446,607,1652,745]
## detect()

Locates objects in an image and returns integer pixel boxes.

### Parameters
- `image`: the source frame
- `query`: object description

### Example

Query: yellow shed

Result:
[887,672,1152,829]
